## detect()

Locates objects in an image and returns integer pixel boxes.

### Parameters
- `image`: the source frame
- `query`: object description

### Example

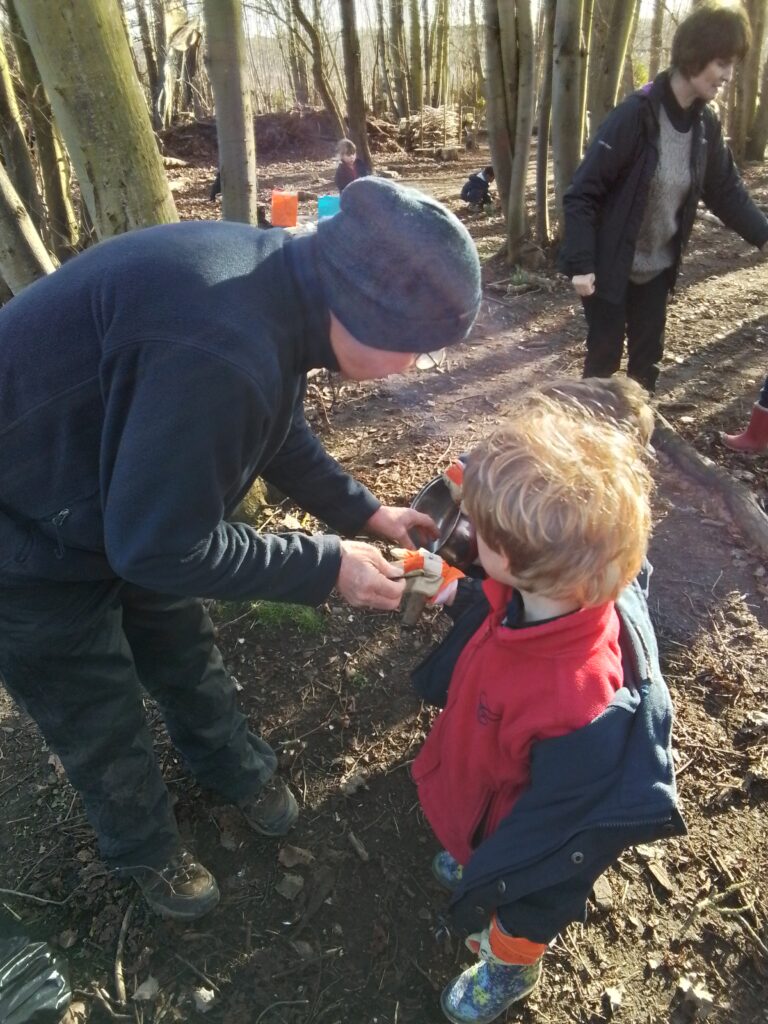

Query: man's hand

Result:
[390,548,465,607]
[336,539,405,610]
[571,273,595,297]
[364,505,439,548]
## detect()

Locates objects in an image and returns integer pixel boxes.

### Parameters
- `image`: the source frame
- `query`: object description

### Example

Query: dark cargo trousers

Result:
[0,579,276,870]
[581,269,672,393]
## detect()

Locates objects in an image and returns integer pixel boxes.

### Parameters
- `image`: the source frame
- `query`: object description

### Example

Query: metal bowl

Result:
[409,476,478,570]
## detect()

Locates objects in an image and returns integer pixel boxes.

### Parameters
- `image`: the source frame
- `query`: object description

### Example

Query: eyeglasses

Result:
[415,349,446,371]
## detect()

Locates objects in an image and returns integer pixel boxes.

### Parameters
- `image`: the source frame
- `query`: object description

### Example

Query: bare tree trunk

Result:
[15,0,178,239]
[535,0,557,245]
[648,0,664,80]
[483,0,512,216]
[588,0,636,130]
[468,0,485,101]
[732,0,766,162]
[286,2,310,104]
[7,3,79,259]
[390,0,410,118]
[620,0,642,99]
[203,0,257,225]
[376,0,396,116]
[136,0,160,120]
[408,0,423,112]
[431,0,448,107]
[578,0,594,148]
[151,0,168,123]
[746,51,768,160]
[0,160,56,292]
[422,0,432,109]
[507,0,536,259]
[0,28,45,236]
[292,0,345,138]
[339,0,372,167]
[552,0,585,235]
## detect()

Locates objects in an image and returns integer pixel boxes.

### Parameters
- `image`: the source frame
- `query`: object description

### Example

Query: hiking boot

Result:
[129,849,220,921]
[432,850,464,891]
[440,958,542,1024]
[237,776,298,837]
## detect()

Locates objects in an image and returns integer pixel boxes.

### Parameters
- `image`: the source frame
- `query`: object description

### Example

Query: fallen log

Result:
[653,413,768,558]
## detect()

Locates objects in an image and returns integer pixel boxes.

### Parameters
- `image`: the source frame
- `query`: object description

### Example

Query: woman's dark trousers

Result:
[581,270,671,392]
[0,580,276,870]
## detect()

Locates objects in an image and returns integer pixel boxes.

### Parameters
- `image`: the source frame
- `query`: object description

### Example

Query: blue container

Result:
[317,194,341,219]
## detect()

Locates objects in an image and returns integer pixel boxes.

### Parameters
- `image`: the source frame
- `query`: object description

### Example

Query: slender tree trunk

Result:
[408,0,423,112]
[578,0,594,149]
[151,0,168,123]
[620,0,642,99]
[468,0,485,101]
[431,0,448,107]
[15,0,178,238]
[552,0,585,234]
[292,0,345,137]
[507,0,536,258]
[286,2,310,104]
[339,0,373,168]
[376,0,397,116]
[483,0,512,216]
[389,0,410,118]
[0,160,56,292]
[203,0,257,225]
[535,0,557,245]
[746,52,768,160]
[589,0,636,130]
[648,0,664,80]
[733,0,766,162]
[7,3,79,259]
[0,29,45,236]
[136,0,160,120]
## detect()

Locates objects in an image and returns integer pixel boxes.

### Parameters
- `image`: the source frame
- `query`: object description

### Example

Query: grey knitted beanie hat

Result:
[315,177,481,352]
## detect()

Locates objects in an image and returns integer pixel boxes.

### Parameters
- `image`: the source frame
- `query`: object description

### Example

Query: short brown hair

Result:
[463,407,652,607]
[533,376,655,448]
[671,2,751,78]
[336,138,356,157]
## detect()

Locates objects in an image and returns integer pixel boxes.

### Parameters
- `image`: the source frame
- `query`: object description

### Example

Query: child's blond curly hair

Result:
[463,403,652,607]
[526,376,655,448]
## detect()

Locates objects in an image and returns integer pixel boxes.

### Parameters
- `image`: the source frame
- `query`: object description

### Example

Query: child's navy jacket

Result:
[412,576,686,942]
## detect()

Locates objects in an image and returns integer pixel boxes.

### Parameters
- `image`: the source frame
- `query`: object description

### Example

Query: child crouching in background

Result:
[392,403,685,1024]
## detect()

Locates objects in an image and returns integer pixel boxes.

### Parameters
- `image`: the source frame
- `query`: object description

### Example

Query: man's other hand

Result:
[336,540,405,610]
[364,505,439,548]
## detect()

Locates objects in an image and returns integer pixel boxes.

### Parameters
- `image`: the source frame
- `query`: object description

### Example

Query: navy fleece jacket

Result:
[0,223,380,602]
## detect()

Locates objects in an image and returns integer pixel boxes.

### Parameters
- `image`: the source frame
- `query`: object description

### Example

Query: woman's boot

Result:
[722,403,768,453]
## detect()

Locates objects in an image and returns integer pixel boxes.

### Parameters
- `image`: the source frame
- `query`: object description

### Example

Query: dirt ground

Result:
[0,124,766,1024]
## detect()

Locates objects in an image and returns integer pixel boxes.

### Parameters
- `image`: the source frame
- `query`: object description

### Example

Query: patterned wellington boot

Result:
[431,850,464,890]
[440,958,542,1024]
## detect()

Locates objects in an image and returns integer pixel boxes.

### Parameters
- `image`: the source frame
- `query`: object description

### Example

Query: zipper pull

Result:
[51,508,70,558]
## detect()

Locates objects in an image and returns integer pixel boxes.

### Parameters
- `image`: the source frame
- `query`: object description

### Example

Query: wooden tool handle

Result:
[402,590,429,627]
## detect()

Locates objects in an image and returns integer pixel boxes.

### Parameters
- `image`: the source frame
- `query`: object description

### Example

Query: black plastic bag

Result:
[0,924,71,1024]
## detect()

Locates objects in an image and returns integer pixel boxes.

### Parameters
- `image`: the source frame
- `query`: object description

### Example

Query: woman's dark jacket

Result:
[412,577,686,943]
[558,71,768,303]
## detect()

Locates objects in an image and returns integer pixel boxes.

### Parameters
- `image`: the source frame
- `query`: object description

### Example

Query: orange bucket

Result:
[271,190,298,228]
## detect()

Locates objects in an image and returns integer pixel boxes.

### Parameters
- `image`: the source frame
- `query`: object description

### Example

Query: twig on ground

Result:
[254,999,309,1023]
[0,885,77,906]
[172,951,221,992]
[91,985,132,1021]
[115,898,135,1006]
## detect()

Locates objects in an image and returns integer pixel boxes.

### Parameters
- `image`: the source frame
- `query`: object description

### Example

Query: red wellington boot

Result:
[722,403,768,454]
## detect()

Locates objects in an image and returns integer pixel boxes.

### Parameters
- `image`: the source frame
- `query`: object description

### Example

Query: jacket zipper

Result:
[51,508,70,558]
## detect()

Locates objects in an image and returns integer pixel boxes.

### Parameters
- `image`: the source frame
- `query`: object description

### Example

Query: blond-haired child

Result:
[394,407,684,1024]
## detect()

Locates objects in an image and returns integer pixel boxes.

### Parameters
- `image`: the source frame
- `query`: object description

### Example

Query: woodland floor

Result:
[0,121,767,1024]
